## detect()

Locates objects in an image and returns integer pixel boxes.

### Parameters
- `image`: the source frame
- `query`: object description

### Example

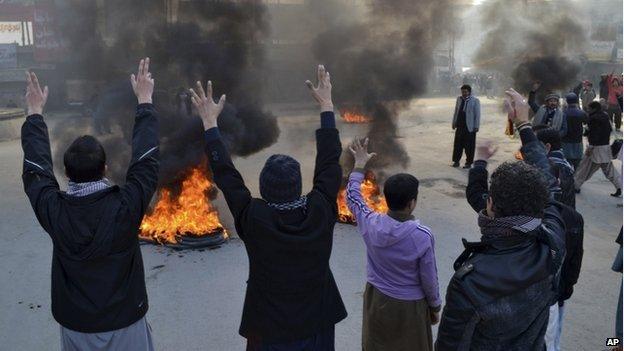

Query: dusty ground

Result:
[0,97,621,350]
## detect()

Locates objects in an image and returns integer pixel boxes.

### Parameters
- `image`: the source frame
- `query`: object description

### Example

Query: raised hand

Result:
[130,57,154,104]
[305,64,333,112]
[189,80,226,130]
[25,71,48,115]
[504,88,530,126]
[349,137,376,169]
[476,139,499,161]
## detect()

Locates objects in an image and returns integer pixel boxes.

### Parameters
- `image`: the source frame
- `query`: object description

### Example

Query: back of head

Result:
[489,161,549,218]
[565,92,579,105]
[63,135,106,183]
[534,127,562,151]
[383,173,419,211]
[588,101,602,113]
[259,154,302,204]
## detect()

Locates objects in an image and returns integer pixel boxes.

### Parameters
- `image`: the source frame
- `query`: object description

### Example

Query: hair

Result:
[534,127,562,150]
[588,100,602,112]
[460,84,472,93]
[489,161,549,218]
[383,173,419,211]
[63,135,106,183]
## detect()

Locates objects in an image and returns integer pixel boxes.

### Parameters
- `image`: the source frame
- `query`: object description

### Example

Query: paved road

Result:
[0,98,621,350]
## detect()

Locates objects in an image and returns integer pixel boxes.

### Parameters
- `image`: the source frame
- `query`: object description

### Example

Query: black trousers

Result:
[452,126,476,164]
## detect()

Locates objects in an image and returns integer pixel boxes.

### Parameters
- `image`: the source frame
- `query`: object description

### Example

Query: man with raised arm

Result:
[191,65,346,350]
[346,138,441,351]
[21,58,159,350]
[529,82,567,137]
[436,88,565,351]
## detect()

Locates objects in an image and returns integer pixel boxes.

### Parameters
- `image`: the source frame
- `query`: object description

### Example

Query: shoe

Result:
[611,189,621,197]
[574,188,581,194]
[463,163,472,169]
[452,162,459,167]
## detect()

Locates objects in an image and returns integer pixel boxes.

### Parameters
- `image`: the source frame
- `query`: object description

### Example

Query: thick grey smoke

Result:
[473,1,588,96]
[52,0,278,186]
[310,0,455,171]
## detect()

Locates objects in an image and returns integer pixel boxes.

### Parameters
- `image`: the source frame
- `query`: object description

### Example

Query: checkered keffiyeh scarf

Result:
[67,178,112,197]
[478,210,542,238]
[266,196,307,211]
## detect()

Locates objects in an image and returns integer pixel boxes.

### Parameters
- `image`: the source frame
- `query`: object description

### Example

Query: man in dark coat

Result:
[437,88,566,351]
[21,59,158,350]
[561,93,587,169]
[533,126,577,209]
[600,74,610,101]
[189,65,346,350]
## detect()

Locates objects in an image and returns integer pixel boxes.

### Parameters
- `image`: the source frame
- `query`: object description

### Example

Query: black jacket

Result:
[551,202,584,303]
[21,104,159,333]
[204,112,347,343]
[562,106,587,144]
[586,110,612,146]
[600,78,609,100]
[441,131,565,351]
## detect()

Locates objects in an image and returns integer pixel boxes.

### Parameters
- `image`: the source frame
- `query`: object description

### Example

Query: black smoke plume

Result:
[473,1,588,96]
[310,0,455,171]
[52,0,278,186]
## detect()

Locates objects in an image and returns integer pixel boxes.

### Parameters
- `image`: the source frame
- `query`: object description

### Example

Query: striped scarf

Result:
[67,178,112,197]
[266,196,307,211]
[478,210,542,238]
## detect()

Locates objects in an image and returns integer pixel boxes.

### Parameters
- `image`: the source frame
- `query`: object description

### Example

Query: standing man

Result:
[347,139,441,351]
[485,75,495,99]
[580,81,596,112]
[452,84,481,169]
[561,93,587,170]
[574,101,621,197]
[21,59,158,350]
[529,82,567,137]
[193,65,347,350]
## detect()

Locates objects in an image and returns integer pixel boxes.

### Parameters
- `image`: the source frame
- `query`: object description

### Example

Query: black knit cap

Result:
[259,154,302,203]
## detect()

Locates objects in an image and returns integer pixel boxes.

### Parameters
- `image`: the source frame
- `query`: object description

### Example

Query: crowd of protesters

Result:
[19,56,622,351]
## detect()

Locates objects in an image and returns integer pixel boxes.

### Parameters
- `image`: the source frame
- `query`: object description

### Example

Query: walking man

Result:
[452,84,481,168]
[21,59,159,350]
[574,101,621,197]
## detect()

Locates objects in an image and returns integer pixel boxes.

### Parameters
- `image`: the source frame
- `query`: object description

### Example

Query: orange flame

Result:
[341,110,371,123]
[337,175,388,224]
[139,166,226,244]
